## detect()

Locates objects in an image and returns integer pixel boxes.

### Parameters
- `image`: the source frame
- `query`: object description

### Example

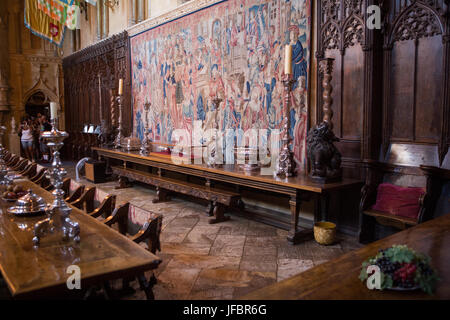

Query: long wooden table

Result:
[0,180,161,299]
[242,213,450,299]
[93,147,362,243]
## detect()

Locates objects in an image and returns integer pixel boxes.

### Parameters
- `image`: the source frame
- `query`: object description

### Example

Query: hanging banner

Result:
[65,4,79,30]
[25,0,66,47]
[37,0,74,23]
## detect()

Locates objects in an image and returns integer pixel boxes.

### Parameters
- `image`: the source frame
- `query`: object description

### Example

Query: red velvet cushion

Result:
[372,183,425,219]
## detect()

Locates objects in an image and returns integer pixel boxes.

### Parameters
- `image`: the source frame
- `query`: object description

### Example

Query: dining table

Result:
[241,212,450,299]
[0,179,161,299]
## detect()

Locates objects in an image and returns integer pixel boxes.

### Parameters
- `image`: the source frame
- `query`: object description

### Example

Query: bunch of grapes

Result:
[393,262,417,288]
[418,262,434,277]
[376,256,399,277]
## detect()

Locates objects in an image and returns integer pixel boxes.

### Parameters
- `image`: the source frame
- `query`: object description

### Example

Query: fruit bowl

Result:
[2,185,27,202]
[359,245,439,294]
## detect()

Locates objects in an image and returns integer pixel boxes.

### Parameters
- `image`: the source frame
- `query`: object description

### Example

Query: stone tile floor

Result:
[64,162,362,300]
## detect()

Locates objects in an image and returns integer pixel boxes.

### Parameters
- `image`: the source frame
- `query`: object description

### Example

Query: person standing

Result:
[19,119,36,162]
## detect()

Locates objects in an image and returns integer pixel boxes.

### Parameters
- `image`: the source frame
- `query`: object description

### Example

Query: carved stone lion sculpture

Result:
[306,121,342,182]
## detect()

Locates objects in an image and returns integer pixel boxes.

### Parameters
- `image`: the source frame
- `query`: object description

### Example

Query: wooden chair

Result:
[63,178,85,203]
[104,202,162,299]
[359,159,448,243]
[30,165,47,183]
[3,152,12,163]
[72,187,116,218]
[19,162,37,178]
[11,158,28,172]
[38,174,53,191]
[6,155,20,167]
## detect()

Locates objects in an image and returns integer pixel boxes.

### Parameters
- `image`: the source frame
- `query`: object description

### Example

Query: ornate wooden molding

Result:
[391,4,442,43]
[126,0,226,37]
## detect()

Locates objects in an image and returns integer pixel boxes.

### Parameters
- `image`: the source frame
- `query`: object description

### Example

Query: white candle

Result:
[50,102,58,119]
[284,45,293,75]
[118,78,123,95]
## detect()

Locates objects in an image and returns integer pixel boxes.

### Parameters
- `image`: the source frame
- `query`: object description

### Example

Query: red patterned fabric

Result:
[372,183,425,219]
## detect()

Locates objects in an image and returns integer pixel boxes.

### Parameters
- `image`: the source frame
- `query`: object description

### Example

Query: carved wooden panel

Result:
[62,31,131,137]
[382,0,449,167]
[316,0,374,179]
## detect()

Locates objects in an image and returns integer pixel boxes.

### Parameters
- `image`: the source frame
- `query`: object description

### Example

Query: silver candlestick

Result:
[33,118,80,245]
[0,126,7,184]
[0,125,6,160]
[274,74,296,177]
[114,94,124,149]
[140,102,152,155]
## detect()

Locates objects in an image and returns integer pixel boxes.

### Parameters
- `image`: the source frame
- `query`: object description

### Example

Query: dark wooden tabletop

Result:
[242,213,450,300]
[0,180,161,298]
[93,147,362,193]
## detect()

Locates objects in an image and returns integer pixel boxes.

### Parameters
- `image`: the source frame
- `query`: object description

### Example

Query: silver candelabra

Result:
[140,102,152,155]
[33,118,80,245]
[114,94,124,149]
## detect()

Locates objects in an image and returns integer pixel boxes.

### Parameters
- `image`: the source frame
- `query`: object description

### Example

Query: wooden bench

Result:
[103,202,162,299]
[112,166,240,224]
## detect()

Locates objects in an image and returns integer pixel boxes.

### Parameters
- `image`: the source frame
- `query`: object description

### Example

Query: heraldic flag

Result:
[24,0,66,47]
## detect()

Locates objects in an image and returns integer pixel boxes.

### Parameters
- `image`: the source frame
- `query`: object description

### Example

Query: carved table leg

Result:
[137,273,156,300]
[287,191,313,244]
[209,202,230,224]
[152,187,170,203]
[205,201,214,216]
[315,191,330,223]
[115,176,132,189]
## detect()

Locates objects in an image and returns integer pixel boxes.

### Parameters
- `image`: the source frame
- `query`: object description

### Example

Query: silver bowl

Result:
[7,189,49,216]
[121,136,141,151]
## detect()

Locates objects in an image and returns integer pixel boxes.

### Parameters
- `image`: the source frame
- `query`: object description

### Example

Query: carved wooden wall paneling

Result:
[382,0,449,166]
[316,0,381,179]
[316,0,449,176]
[63,31,131,136]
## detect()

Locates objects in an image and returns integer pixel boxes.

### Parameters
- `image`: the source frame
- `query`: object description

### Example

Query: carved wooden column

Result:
[307,57,342,183]
[319,58,335,128]
[110,88,117,127]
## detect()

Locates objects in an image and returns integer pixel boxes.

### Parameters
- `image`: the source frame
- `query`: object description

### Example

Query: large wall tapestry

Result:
[130,0,311,167]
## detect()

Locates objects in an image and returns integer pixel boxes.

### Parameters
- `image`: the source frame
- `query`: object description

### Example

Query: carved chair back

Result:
[21,162,37,178]
[12,158,29,171]
[72,186,116,218]
[104,202,162,254]
[6,155,20,167]
[64,179,85,203]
